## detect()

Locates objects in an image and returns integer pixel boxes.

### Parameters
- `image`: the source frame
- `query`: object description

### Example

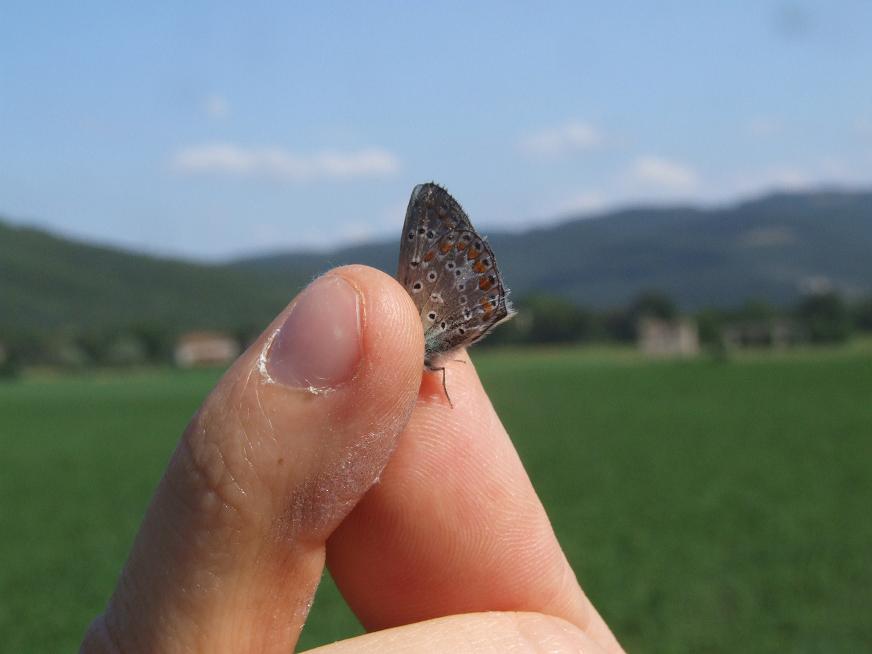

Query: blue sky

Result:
[2,1,871,259]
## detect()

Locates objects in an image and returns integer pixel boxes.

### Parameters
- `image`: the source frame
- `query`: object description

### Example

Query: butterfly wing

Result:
[397,183,473,287]
[398,183,515,367]
[404,228,515,365]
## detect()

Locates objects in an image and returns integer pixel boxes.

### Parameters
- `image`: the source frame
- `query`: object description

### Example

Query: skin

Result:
[81,265,625,654]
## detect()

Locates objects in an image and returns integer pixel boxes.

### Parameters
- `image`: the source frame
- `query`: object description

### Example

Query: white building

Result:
[638,317,700,358]
[174,331,240,368]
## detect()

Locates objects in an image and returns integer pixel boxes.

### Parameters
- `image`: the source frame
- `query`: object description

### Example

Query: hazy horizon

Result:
[3,182,870,264]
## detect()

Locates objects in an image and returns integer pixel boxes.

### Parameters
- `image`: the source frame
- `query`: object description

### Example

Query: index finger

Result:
[326,350,625,653]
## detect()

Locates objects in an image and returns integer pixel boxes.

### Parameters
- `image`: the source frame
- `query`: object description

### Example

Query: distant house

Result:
[638,317,699,357]
[722,319,802,349]
[174,331,240,368]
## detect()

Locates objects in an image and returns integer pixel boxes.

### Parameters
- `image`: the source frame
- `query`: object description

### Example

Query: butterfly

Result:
[397,182,516,404]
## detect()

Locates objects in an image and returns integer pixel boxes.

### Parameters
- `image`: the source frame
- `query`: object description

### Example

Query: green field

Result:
[2,346,871,652]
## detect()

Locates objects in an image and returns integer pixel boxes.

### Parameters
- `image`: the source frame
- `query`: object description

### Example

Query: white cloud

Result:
[338,222,376,243]
[629,156,699,190]
[519,120,603,156]
[761,166,811,189]
[338,203,404,244]
[554,191,607,215]
[170,144,401,182]
[724,164,836,199]
[708,157,872,205]
[204,95,230,119]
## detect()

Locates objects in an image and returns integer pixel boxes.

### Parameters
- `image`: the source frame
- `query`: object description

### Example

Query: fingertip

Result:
[330,264,424,413]
[302,612,609,654]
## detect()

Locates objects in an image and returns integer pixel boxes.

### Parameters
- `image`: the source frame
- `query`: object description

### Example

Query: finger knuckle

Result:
[167,408,260,533]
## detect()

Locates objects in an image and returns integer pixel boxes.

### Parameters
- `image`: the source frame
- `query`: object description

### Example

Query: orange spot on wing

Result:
[478,277,493,291]
[440,241,453,254]
[466,247,480,260]
[423,250,435,262]
[456,241,468,250]
[473,260,487,273]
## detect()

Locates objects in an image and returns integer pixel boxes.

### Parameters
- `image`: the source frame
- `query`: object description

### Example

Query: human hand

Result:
[81,266,624,653]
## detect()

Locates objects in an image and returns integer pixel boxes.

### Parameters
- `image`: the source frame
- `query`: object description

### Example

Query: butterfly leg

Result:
[430,366,453,408]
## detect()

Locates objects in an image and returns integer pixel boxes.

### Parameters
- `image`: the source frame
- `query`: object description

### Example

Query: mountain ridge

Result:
[2,188,871,334]
[232,188,872,309]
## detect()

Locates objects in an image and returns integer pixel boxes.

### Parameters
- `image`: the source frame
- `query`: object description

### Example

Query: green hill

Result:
[2,188,872,336]
[0,222,303,335]
[235,189,872,309]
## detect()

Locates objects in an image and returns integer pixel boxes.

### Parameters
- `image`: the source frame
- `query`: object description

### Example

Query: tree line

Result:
[2,291,871,377]
[481,290,870,348]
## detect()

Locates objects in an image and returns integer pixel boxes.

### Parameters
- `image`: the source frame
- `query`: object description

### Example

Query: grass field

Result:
[2,345,871,652]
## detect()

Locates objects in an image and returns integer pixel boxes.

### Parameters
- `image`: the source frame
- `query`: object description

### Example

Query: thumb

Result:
[82,266,423,654]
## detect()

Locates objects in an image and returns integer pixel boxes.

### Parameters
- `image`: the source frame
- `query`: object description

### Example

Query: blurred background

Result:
[2,2,871,651]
